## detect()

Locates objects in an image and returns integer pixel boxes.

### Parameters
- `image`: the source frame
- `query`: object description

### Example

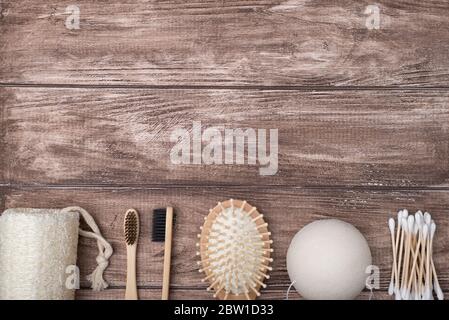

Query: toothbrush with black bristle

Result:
[124,208,139,300]
[152,207,175,300]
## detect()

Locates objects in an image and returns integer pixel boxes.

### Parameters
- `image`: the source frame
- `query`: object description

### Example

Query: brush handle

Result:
[162,207,174,300]
[125,244,138,300]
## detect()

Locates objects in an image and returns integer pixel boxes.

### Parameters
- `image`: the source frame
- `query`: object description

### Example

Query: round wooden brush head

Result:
[197,199,273,300]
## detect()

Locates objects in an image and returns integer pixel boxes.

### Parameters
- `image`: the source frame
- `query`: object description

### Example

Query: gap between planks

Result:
[4,184,449,192]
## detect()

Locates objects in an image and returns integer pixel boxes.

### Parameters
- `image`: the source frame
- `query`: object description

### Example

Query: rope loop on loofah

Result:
[61,206,113,291]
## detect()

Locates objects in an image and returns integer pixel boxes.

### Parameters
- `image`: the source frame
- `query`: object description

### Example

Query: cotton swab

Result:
[429,221,444,300]
[400,215,414,299]
[393,210,404,299]
[396,216,407,299]
[417,218,427,299]
[424,223,433,300]
[389,209,442,301]
[388,218,397,295]
[406,219,421,295]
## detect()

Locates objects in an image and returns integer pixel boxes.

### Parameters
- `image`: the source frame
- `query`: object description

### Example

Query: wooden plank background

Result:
[2,187,449,300]
[1,0,449,87]
[2,87,449,187]
[1,0,449,300]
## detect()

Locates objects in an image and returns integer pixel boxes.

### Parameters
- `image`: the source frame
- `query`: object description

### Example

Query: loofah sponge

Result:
[0,207,113,300]
[0,209,79,300]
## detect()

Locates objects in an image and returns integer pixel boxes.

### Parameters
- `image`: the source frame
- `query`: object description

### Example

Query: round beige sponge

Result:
[287,219,372,300]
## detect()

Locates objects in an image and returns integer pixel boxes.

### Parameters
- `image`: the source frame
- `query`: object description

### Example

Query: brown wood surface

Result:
[1,0,449,86]
[1,187,449,299]
[1,0,449,301]
[2,87,449,187]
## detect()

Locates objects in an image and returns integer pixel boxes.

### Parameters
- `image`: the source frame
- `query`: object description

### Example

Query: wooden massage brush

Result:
[197,199,273,300]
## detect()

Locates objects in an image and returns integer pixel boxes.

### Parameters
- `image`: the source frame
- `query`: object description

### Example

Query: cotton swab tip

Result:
[424,212,431,225]
[402,209,409,217]
[401,288,409,300]
[394,287,402,300]
[388,218,395,234]
[407,214,415,230]
[413,222,419,235]
[388,281,394,295]
[424,288,432,300]
[415,212,422,225]
[397,210,403,221]
[434,282,444,300]
[401,217,408,232]
[414,291,420,300]
[423,224,428,239]
[430,222,436,238]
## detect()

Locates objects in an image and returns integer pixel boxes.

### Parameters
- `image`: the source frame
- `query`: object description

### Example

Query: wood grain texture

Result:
[3,186,449,299]
[2,0,449,302]
[2,87,449,187]
[1,0,449,86]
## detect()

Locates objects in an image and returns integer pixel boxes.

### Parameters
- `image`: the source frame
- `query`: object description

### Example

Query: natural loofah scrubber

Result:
[0,206,113,300]
[197,199,273,300]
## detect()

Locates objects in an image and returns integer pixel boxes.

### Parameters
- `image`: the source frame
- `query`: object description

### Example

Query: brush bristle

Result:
[124,209,138,245]
[152,208,171,242]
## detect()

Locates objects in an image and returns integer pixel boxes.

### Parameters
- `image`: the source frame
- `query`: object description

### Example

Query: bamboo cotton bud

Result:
[388,210,443,300]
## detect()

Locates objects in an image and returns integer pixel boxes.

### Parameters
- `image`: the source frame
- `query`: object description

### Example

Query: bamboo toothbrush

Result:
[152,207,175,300]
[124,208,139,300]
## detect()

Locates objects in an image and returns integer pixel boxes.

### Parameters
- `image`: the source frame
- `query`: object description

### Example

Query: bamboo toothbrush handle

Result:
[125,245,138,300]
[162,207,174,300]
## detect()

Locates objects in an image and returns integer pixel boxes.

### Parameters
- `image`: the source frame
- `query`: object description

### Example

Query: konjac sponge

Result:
[287,219,372,300]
